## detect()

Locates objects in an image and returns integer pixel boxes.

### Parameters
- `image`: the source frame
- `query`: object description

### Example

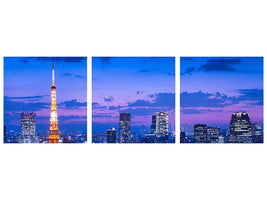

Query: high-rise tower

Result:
[20,112,36,143]
[194,124,207,143]
[155,112,169,142]
[229,112,252,143]
[119,113,131,143]
[48,61,60,143]
[150,115,156,134]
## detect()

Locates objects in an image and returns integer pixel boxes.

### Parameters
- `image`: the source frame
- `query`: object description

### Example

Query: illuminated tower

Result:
[48,62,60,143]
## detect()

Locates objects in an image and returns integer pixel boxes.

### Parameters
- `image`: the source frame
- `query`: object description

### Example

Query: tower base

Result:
[48,130,60,143]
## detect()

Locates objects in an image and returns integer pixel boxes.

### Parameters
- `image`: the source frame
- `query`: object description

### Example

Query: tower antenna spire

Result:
[52,58,55,86]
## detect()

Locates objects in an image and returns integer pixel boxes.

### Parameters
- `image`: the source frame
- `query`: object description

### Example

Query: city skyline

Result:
[180,112,263,143]
[92,57,175,134]
[180,57,263,130]
[4,57,87,136]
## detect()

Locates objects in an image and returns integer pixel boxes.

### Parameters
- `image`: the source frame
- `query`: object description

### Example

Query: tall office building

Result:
[251,123,263,143]
[119,113,131,143]
[194,124,207,143]
[4,126,6,143]
[156,112,168,142]
[106,128,116,143]
[150,115,156,134]
[20,112,36,143]
[180,131,186,143]
[229,112,252,143]
[48,61,60,143]
[207,127,220,143]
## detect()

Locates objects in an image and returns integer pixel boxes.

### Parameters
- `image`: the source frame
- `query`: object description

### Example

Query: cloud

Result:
[128,93,175,110]
[181,89,263,108]
[74,75,86,79]
[59,99,87,108]
[99,57,113,65]
[4,97,49,112]
[181,91,227,108]
[136,91,143,95]
[5,95,46,100]
[108,105,123,110]
[19,58,28,63]
[138,69,151,73]
[62,73,86,79]
[36,57,86,63]
[119,107,161,116]
[92,102,99,107]
[58,115,87,121]
[181,57,195,61]
[180,66,195,75]
[62,73,73,77]
[181,108,223,114]
[235,89,263,105]
[166,72,175,76]
[198,58,241,72]
[104,96,114,103]
[92,114,114,119]
[92,102,107,109]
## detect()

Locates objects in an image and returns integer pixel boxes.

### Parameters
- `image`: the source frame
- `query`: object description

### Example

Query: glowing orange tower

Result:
[48,61,60,143]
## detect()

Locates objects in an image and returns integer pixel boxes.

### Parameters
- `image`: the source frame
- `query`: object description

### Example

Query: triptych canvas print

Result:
[3,56,263,144]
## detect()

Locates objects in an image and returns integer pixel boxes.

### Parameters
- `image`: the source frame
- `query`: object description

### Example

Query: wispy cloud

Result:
[180,66,195,75]
[62,73,86,79]
[104,96,114,103]
[59,99,87,108]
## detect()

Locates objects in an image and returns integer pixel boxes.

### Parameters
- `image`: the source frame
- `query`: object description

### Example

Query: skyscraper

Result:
[150,115,156,134]
[105,128,116,143]
[48,62,60,143]
[229,112,252,143]
[20,112,36,143]
[4,126,6,143]
[207,127,220,143]
[194,124,207,143]
[251,123,263,143]
[156,112,168,142]
[119,113,131,143]
[180,131,186,143]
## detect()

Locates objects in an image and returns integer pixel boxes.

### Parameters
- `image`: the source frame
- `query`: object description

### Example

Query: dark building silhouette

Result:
[194,124,207,143]
[180,131,186,143]
[119,113,131,143]
[106,128,116,143]
[4,126,7,143]
[144,134,155,143]
[251,123,263,143]
[229,112,252,143]
[151,115,156,134]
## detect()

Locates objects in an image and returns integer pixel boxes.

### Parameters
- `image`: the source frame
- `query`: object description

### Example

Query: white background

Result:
[0,0,266,200]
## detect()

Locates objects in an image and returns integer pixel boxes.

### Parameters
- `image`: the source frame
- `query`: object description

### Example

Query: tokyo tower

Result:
[48,60,60,143]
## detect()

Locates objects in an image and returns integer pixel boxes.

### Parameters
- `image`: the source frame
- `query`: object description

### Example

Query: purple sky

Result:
[92,57,175,133]
[180,57,263,129]
[4,57,87,133]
